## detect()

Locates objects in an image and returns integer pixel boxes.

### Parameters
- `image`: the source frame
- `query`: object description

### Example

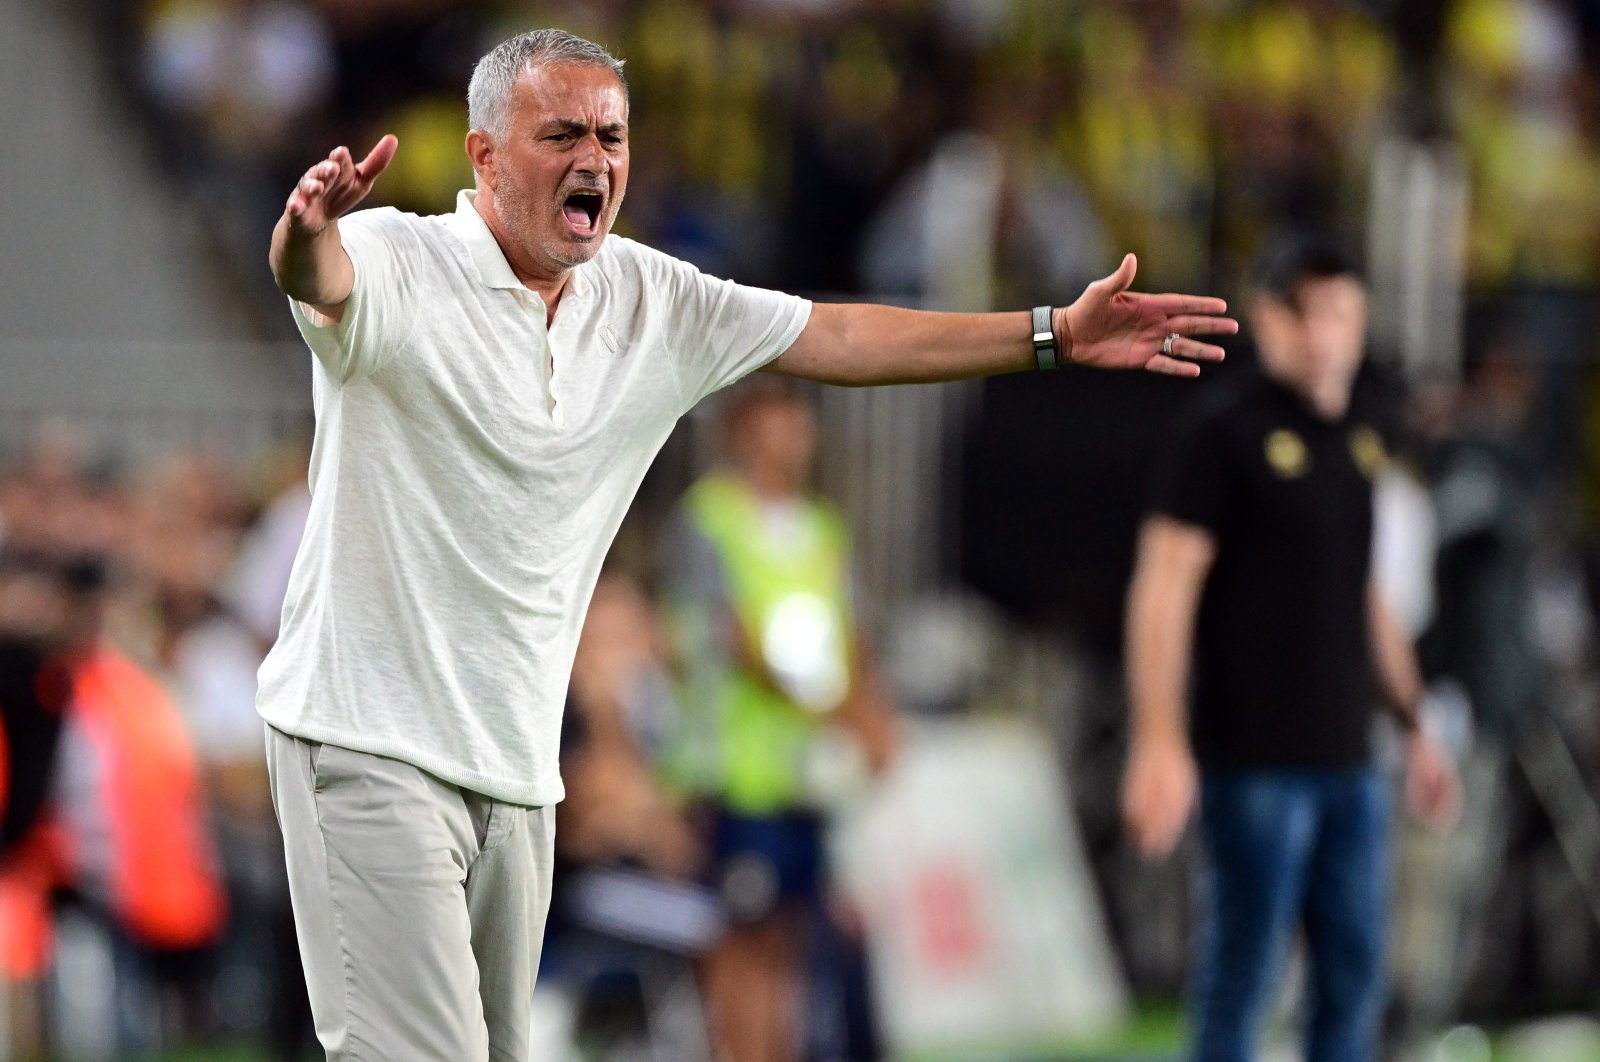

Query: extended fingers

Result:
[1166,334,1227,362]
[356,134,399,182]
[1144,354,1204,378]
[1145,293,1230,316]
[1164,314,1239,336]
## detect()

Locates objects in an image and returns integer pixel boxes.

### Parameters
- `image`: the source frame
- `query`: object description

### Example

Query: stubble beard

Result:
[495,174,619,271]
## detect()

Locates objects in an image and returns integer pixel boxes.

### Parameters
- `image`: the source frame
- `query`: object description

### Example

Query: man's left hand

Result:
[1405,730,1461,829]
[1061,253,1238,377]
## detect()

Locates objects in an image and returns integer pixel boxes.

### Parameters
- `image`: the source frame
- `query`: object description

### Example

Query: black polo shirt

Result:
[1148,372,1386,770]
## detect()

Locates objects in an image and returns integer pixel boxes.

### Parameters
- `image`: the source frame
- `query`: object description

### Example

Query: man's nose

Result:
[574,133,609,175]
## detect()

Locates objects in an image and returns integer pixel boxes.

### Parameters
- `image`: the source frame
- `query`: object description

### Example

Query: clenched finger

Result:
[330,145,356,189]
[300,160,336,196]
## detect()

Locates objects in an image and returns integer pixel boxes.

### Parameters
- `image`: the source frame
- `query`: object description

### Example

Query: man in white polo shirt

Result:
[263,27,1236,1061]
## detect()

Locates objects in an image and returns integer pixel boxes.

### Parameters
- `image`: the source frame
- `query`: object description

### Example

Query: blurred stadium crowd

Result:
[5,0,1600,1059]
[87,0,1600,307]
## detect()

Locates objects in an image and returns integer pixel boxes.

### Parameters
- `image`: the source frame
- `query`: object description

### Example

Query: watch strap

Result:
[1032,305,1058,371]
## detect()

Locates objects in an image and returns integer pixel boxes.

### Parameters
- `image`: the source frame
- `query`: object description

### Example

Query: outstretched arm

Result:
[769,253,1237,386]
[268,136,398,321]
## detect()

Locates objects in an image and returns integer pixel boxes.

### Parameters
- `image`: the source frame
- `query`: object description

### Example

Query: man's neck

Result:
[474,196,572,323]
[736,467,802,502]
[1305,383,1352,420]
[1264,365,1353,421]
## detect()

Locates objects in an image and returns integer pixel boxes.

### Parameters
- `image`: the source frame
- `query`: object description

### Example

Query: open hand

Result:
[1062,254,1238,377]
[284,135,398,235]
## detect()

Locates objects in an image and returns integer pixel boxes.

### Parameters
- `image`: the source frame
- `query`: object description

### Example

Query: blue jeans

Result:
[1192,766,1388,1062]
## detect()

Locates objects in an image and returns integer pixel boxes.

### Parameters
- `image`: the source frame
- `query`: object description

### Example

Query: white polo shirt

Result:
[257,190,812,806]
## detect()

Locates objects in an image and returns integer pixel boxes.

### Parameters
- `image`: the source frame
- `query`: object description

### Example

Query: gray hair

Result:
[467,29,627,143]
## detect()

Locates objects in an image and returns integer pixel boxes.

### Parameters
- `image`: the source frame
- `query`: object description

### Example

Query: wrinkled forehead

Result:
[511,61,629,126]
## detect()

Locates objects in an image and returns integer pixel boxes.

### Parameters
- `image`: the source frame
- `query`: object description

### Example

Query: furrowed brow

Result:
[545,118,627,138]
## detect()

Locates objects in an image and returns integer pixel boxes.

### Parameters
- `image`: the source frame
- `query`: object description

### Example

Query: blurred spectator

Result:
[561,572,700,880]
[0,433,310,1056]
[778,9,947,292]
[0,543,228,1057]
[1208,0,1398,267]
[1446,0,1600,291]
[1055,0,1216,290]
[0,422,119,561]
[1394,333,1556,1043]
[0,550,102,1059]
[1121,235,1457,1062]
[144,0,336,171]
[115,452,245,670]
[171,441,315,1055]
[1428,336,1547,736]
[663,380,896,1062]
[541,572,714,1056]
[0,555,84,857]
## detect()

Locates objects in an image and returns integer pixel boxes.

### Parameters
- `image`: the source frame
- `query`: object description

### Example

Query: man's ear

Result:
[466,129,495,188]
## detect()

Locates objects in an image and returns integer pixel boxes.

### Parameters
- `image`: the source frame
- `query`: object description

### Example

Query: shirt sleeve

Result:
[646,249,813,410]
[287,207,419,385]
[1147,397,1235,536]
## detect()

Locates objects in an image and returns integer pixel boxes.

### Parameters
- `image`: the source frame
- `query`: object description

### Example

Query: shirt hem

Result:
[258,710,564,807]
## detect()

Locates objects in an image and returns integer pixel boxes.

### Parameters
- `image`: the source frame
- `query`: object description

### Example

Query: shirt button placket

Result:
[545,335,564,426]
[517,290,560,423]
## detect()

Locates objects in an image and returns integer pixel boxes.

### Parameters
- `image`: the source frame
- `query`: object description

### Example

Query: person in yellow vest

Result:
[664,378,895,1062]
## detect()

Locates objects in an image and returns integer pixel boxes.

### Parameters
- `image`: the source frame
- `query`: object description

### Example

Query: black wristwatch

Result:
[1032,305,1059,371]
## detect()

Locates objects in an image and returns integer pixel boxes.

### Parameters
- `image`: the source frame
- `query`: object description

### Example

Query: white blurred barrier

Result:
[832,718,1129,1059]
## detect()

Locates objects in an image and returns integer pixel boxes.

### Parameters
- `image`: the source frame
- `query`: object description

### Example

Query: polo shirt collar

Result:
[446,189,589,298]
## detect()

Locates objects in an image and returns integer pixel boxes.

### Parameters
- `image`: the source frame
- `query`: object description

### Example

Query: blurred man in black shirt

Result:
[0,552,102,853]
[1121,236,1458,1062]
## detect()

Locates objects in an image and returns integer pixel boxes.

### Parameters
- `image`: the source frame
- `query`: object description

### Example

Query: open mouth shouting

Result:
[561,189,605,239]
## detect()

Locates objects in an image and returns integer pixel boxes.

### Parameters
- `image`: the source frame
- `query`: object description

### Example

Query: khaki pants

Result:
[266,725,555,1061]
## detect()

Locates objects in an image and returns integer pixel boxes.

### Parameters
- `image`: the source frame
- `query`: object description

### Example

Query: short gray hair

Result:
[467,29,627,143]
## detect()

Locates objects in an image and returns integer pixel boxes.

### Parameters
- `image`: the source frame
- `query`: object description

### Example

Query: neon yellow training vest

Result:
[680,473,854,815]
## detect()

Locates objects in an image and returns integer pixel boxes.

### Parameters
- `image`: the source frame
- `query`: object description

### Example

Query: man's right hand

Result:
[1122,734,1199,859]
[285,135,398,235]
[271,136,397,315]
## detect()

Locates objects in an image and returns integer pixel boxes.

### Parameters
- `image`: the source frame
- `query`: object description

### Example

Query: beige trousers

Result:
[266,725,555,1061]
